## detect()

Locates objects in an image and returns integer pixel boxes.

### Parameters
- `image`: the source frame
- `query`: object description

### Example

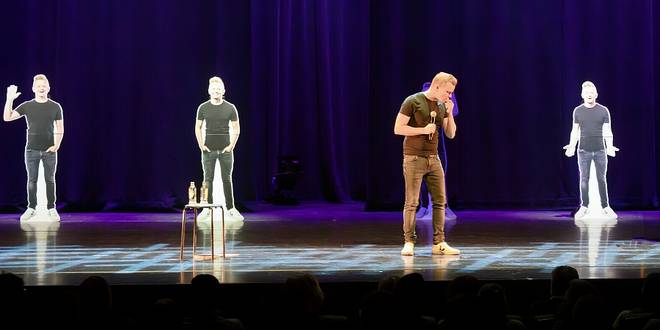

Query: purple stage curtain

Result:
[0,0,657,211]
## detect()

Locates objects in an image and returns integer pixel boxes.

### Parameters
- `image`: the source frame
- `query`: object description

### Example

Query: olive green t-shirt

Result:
[399,92,448,156]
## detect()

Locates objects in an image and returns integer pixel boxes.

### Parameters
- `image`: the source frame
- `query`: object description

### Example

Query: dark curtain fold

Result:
[250,0,369,203]
[0,0,657,211]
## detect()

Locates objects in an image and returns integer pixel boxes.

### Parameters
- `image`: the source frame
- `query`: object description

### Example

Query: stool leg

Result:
[180,208,186,260]
[193,208,198,257]
[222,208,226,258]
[210,208,215,259]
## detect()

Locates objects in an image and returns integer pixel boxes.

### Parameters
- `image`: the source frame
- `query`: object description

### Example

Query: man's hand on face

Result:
[445,99,454,114]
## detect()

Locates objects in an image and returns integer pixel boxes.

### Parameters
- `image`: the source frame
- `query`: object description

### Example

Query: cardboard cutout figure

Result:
[4,75,63,222]
[194,76,243,222]
[564,81,619,220]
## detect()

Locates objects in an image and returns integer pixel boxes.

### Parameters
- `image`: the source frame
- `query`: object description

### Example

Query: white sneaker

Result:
[574,206,588,220]
[226,208,244,221]
[603,206,618,219]
[197,209,211,221]
[48,208,61,221]
[445,207,458,221]
[20,208,36,221]
[432,242,460,255]
[401,242,414,256]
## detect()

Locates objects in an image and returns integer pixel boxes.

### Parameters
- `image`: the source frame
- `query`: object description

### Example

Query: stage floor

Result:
[1,203,659,286]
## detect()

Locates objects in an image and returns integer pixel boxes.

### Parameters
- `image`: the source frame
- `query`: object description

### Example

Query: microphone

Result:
[429,111,437,140]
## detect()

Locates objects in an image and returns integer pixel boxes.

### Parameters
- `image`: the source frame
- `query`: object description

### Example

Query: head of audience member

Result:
[190,274,221,309]
[565,279,597,302]
[447,275,480,300]
[79,276,113,312]
[0,272,24,300]
[551,265,580,297]
[478,283,509,321]
[377,275,399,293]
[641,273,660,311]
[0,272,25,316]
[439,276,486,330]
[359,290,404,330]
[556,279,599,325]
[572,293,610,330]
[147,298,182,330]
[284,274,324,315]
[394,273,425,316]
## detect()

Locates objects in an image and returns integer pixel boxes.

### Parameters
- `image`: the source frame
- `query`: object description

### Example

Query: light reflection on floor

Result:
[0,205,658,285]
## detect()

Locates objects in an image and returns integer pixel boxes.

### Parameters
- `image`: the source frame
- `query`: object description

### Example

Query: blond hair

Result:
[431,72,458,87]
[209,76,224,86]
[581,81,598,97]
[33,74,49,86]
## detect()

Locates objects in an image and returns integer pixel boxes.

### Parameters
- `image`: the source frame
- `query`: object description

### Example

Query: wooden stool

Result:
[180,203,225,260]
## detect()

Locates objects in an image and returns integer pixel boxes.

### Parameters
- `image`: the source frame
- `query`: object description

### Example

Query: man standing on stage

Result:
[4,74,64,221]
[195,76,243,220]
[394,72,460,256]
[563,81,618,219]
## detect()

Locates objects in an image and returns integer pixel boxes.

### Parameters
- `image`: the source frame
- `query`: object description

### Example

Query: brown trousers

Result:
[402,154,446,244]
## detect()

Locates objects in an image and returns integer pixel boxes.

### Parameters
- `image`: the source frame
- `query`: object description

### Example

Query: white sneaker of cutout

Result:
[401,242,414,256]
[197,209,211,221]
[226,208,244,221]
[603,206,618,219]
[574,206,588,220]
[20,208,36,221]
[432,242,460,255]
[48,208,61,221]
